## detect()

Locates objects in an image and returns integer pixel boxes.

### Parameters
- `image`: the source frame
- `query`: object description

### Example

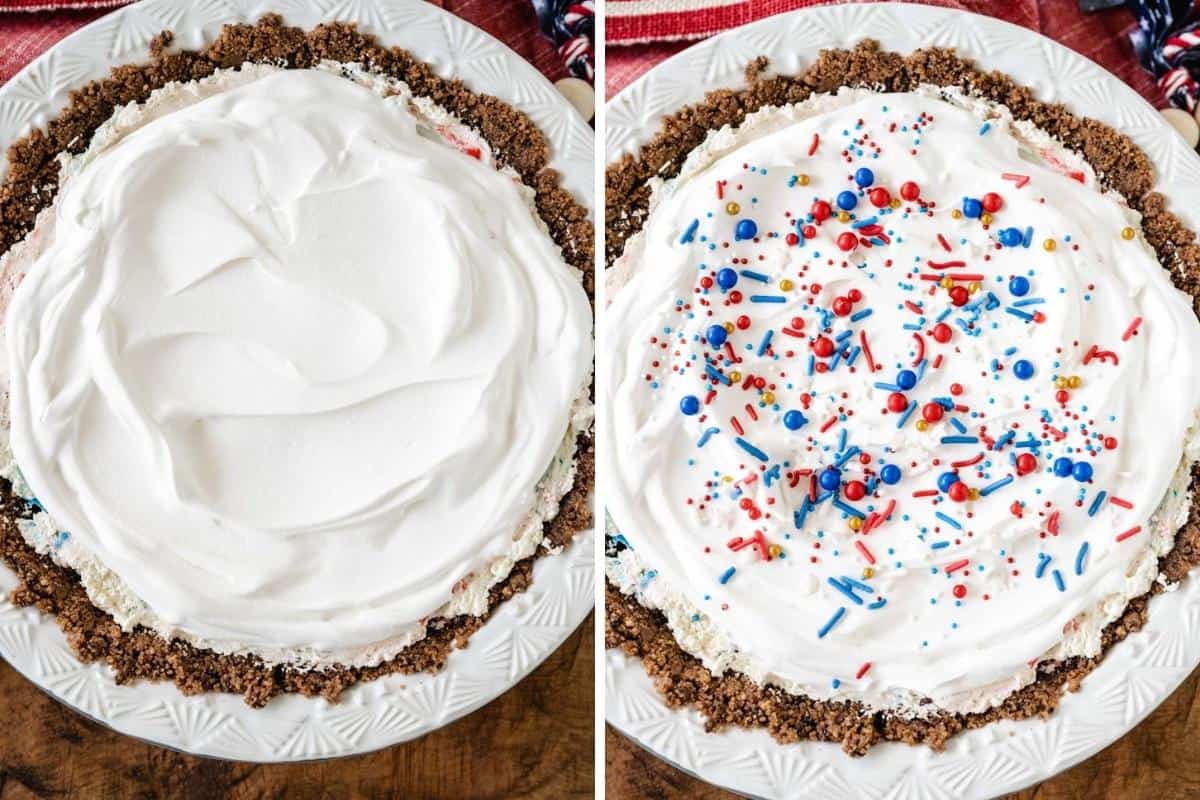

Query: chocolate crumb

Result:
[0,15,594,706]
[605,40,1200,755]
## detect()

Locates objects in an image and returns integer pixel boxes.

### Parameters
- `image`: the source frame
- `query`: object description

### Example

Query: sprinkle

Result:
[1047,512,1060,535]
[896,400,919,429]
[1075,542,1090,575]
[750,295,787,303]
[860,331,877,372]
[834,446,861,468]
[719,566,736,585]
[833,498,867,520]
[1122,317,1143,341]
[874,381,903,391]
[935,511,963,530]
[927,260,966,269]
[1052,569,1066,592]
[940,435,978,444]
[781,327,804,338]
[697,427,719,447]
[851,216,878,229]
[821,415,839,433]
[1005,307,1035,322]
[1012,298,1045,307]
[1115,526,1142,543]
[1088,491,1107,517]
[795,498,811,529]
[1036,553,1052,578]
[705,365,731,385]
[850,308,874,323]
[937,233,952,252]
[735,437,769,461]
[757,330,774,356]
[730,417,744,435]
[855,540,876,564]
[1110,496,1134,509]
[855,662,872,679]
[931,540,950,550]
[808,133,821,156]
[979,122,991,135]
[992,430,1015,450]
[949,417,967,434]
[867,598,887,610]
[680,219,699,244]
[740,269,769,282]
[1002,172,1030,188]
[951,452,985,468]
[827,578,865,605]
[842,576,876,594]
[817,606,845,638]
[944,559,970,574]
[979,475,1014,497]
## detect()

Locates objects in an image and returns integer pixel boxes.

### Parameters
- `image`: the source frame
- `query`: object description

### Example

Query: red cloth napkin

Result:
[606,0,1161,105]
[0,0,568,87]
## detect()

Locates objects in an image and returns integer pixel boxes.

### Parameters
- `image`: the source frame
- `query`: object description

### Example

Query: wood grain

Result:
[605,664,1200,800]
[0,613,593,800]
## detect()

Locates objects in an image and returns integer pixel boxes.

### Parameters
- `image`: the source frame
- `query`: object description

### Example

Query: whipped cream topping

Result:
[1,65,592,667]
[604,88,1200,715]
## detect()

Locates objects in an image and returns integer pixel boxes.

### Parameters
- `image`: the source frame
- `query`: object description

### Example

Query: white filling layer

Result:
[0,63,593,669]
[604,86,1200,716]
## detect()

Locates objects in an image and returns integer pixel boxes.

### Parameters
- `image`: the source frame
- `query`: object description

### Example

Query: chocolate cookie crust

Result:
[0,15,594,707]
[604,40,1200,755]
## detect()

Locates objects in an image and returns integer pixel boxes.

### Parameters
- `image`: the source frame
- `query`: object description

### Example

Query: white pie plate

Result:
[0,0,594,762]
[604,3,1200,798]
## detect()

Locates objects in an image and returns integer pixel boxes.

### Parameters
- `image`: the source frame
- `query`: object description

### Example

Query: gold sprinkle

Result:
[915,419,929,432]
[768,544,783,559]
[797,174,810,186]
[762,391,776,405]
[980,212,993,225]
[780,278,795,291]
[1068,375,1082,389]
[862,567,876,579]
[1121,226,1136,241]
[951,209,963,219]
[725,201,741,215]
[729,370,742,382]
[1043,238,1057,252]
[838,211,852,223]
[848,517,863,532]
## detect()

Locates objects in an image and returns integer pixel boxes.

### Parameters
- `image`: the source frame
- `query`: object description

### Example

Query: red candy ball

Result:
[812,200,832,221]
[844,480,867,501]
[949,383,964,396]
[810,283,823,294]
[981,192,1003,213]
[952,584,967,599]
[1016,453,1038,476]
[729,290,743,303]
[832,296,853,316]
[899,181,921,201]
[948,482,969,502]
[813,336,835,358]
[949,285,969,306]
[802,225,817,239]
[868,187,891,208]
[922,402,944,422]
[847,288,863,302]
[790,316,805,329]
[754,376,766,389]
[736,315,751,330]
[1104,436,1118,450]
[1056,389,1070,403]
[785,232,799,246]
[931,322,953,343]
[836,231,859,252]
[887,392,909,413]
[739,498,753,510]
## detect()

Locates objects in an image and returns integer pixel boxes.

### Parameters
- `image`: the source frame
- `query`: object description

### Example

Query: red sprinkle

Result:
[855,662,872,680]
[859,330,877,372]
[1122,317,1143,341]
[945,559,970,574]
[952,453,985,468]
[820,415,838,433]
[808,132,820,156]
[1001,172,1030,188]
[936,233,952,252]
[1109,496,1133,509]
[1115,526,1142,543]
[731,417,745,436]
[855,540,876,564]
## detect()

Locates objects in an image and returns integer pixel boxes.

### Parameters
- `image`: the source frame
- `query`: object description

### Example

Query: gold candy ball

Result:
[1055,376,1069,389]
[951,209,963,219]
[768,543,783,559]
[762,391,776,405]
[724,321,735,333]
[862,567,876,579]
[797,174,810,186]
[890,198,902,209]
[1121,226,1136,241]
[848,517,863,532]
[980,212,993,225]
[1068,375,1082,389]
[968,487,981,501]
[729,370,742,383]
[915,419,930,432]
[940,276,954,289]
[838,211,852,223]
[780,278,795,291]
[1043,238,1057,252]
[968,281,982,294]
[725,201,741,215]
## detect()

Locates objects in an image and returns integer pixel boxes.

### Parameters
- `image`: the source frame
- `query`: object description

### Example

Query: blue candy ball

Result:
[679,395,700,416]
[999,227,1023,247]
[854,167,875,187]
[962,197,983,218]
[716,267,739,290]
[735,219,758,241]
[1072,461,1094,482]
[1053,457,1074,477]
[1008,275,1031,296]
[819,468,842,491]
[897,369,917,390]
[880,464,902,485]
[937,471,960,493]
[783,410,807,430]
[836,190,859,211]
[706,324,728,347]
[1013,359,1035,380]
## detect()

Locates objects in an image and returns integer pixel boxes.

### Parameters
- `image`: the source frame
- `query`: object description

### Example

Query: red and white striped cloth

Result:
[606,0,1161,105]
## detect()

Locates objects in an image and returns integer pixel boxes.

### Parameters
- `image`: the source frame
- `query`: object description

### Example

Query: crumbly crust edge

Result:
[603,40,1200,756]
[0,14,595,708]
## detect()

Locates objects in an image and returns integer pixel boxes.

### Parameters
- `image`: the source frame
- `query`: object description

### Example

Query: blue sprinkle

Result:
[680,219,699,244]
[842,576,876,594]
[735,437,769,461]
[949,417,967,434]
[896,400,918,429]
[979,122,991,135]
[931,540,951,550]
[719,566,736,585]
[979,475,1014,496]
[1036,553,1052,579]
[934,511,962,530]
[993,430,1015,450]
[817,607,847,638]
[850,308,873,323]
[795,498,811,529]
[846,346,862,366]
[697,427,719,447]
[832,498,867,520]
[1012,297,1044,307]
[740,269,769,282]
[757,329,774,356]
[1075,542,1090,576]
[1052,569,1066,592]
[867,598,887,610]
[1088,491,1107,517]
[750,295,787,303]
[941,436,979,444]
[835,329,854,342]
[1022,226,1034,248]
[852,216,878,229]
[1006,307,1035,322]
[827,577,865,605]
[874,382,903,392]
[705,365,731,385]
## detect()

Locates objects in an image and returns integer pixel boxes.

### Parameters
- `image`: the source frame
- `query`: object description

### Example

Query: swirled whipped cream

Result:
[604,87,1200,715]
[0,63,592,668]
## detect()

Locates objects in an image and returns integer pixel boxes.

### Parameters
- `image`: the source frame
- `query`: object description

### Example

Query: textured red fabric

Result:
[606,0,1161,107]
[0,0,567,88]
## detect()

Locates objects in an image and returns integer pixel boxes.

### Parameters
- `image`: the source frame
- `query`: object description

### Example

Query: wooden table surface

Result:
[606,664,1200,800]
[0,614,593,800]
